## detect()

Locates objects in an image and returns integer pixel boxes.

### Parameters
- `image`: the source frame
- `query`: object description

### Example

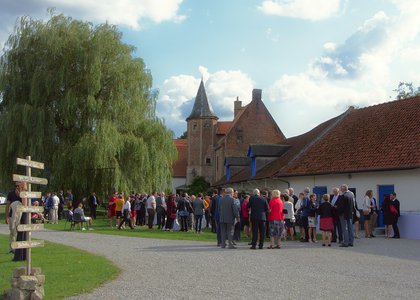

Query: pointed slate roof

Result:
[186,80,218,121]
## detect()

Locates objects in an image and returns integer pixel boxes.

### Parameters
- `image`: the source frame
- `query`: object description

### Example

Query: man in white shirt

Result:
[146,192,157,229]
[50,192,60,224]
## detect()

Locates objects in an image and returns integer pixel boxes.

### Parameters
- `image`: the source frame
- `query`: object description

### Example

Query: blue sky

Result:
[1,0,419,138]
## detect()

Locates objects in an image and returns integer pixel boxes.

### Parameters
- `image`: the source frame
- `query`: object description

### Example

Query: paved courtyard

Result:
[1,225,420,299]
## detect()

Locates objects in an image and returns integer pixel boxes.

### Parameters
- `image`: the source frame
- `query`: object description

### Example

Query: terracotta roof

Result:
[224,96,420,184]
[216,121,232,135]
[278,96,420,176]
[226,113,343,183]
[172,139,187,177]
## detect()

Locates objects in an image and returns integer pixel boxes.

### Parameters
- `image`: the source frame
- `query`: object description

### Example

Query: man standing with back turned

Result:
[218,187,239,249]
[248,188,269,249]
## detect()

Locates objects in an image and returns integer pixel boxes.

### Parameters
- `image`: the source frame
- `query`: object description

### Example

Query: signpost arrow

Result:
[11,240,45,250]
[16,206,44,214]
[17,224,44,232]
[19,191,42,199]
[16,158,44,170]
[12,174,48,185]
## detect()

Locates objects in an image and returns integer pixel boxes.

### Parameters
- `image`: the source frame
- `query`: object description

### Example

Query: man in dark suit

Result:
[247,188,269,249]
[88,192,98,219]
[330,187,343,243]
[299,187,311,242]
[337,184,355,247]
[390,192,400,238]
[218,187,240,249]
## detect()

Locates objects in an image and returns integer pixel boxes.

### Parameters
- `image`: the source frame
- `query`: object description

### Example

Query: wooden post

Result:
[13,156,47,275]
[26,155,32,276]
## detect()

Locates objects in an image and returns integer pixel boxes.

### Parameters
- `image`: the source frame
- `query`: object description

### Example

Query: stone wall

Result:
[3,267,45,300]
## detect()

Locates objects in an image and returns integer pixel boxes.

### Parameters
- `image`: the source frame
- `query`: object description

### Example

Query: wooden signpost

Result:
[11,156,47,276]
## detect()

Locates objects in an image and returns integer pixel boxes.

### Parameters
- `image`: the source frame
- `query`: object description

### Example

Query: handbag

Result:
[390,205,398,216]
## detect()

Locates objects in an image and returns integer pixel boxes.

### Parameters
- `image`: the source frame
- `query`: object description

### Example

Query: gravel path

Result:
[1,225,420,299]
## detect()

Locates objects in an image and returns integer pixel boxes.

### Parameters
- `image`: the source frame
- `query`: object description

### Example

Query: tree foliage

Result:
[0,12,177,199]
[188,176,210,196]
[178,131,187,139]
[393,82,420,100]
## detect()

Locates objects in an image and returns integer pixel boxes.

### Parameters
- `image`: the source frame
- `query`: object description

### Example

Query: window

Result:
[205,157,211,165]
[192,123,197,130]
[203,123,210,129]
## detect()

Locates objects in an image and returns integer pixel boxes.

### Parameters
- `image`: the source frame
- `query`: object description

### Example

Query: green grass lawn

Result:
[45,215,223,243]
[0,234,120,300]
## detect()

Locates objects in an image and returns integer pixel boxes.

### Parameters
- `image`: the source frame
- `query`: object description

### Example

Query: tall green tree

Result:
[0,12,177,199]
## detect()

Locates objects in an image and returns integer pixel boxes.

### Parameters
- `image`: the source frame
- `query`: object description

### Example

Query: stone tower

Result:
[186,80,218,185]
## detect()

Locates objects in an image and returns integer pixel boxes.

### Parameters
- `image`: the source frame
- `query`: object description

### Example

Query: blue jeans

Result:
[195,215,203,232]
[339,216,354,246]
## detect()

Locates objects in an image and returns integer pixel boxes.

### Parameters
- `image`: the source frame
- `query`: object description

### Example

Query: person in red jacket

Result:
[267,190,285,249]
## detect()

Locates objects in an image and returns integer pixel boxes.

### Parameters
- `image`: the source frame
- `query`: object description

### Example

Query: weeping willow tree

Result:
[0,12,177,199]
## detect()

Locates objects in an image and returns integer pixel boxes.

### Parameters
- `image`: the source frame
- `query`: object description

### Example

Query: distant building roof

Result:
[216,121,232,135]
[186,80,218,121]
[224,95,420,184]
[172,139,187,177]
[247,144,291,157]
[224,156,251,166]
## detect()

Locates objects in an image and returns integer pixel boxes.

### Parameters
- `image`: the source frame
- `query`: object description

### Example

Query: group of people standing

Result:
[211,184,402,250]
[107,191,211,233]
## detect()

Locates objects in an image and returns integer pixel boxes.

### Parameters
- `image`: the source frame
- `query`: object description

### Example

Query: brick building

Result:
[179,80,284,186]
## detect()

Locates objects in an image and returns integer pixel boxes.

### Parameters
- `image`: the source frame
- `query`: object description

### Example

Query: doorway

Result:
[378,185,394,227]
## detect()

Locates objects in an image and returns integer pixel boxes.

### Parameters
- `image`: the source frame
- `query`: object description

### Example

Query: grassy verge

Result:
[0,234,120,300]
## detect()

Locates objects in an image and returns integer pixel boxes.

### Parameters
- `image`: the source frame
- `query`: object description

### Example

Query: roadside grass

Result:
[0,234,120,300]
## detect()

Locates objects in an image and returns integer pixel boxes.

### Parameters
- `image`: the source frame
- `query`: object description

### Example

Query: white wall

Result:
[283,168,420,212]
[171,177,186,194]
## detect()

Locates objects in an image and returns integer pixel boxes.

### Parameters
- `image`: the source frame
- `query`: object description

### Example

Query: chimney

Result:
[252,89,262,102]
[234,96,242,118]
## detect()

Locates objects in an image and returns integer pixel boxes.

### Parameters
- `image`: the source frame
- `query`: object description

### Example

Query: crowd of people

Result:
[5,182,402,254]
[103,184,401,249]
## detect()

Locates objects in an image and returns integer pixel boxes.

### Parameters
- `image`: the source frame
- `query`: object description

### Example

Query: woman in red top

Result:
[108,192,118,227]
[165,194,177,231]
[267,190,285,249]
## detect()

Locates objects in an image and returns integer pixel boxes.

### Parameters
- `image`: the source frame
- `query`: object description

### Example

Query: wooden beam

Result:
[15,206,44,213]
[17,224,44,232]
[11,240,44,249]
[16,158,44,169]
[19,191,42,199]
[12,174,48,185]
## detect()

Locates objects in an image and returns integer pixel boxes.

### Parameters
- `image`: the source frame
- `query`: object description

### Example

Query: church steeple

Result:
[186,80,218,121]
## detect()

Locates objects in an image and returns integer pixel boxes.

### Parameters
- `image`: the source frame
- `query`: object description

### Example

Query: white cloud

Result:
[323,42,337,52]
[258,0,342,20]
[266,4,420,137]
[0,0,185,48]
[54,0,186,30]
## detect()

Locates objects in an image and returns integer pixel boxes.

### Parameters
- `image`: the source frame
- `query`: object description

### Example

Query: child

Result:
[308,194,318,243]
[317,194,334,246]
